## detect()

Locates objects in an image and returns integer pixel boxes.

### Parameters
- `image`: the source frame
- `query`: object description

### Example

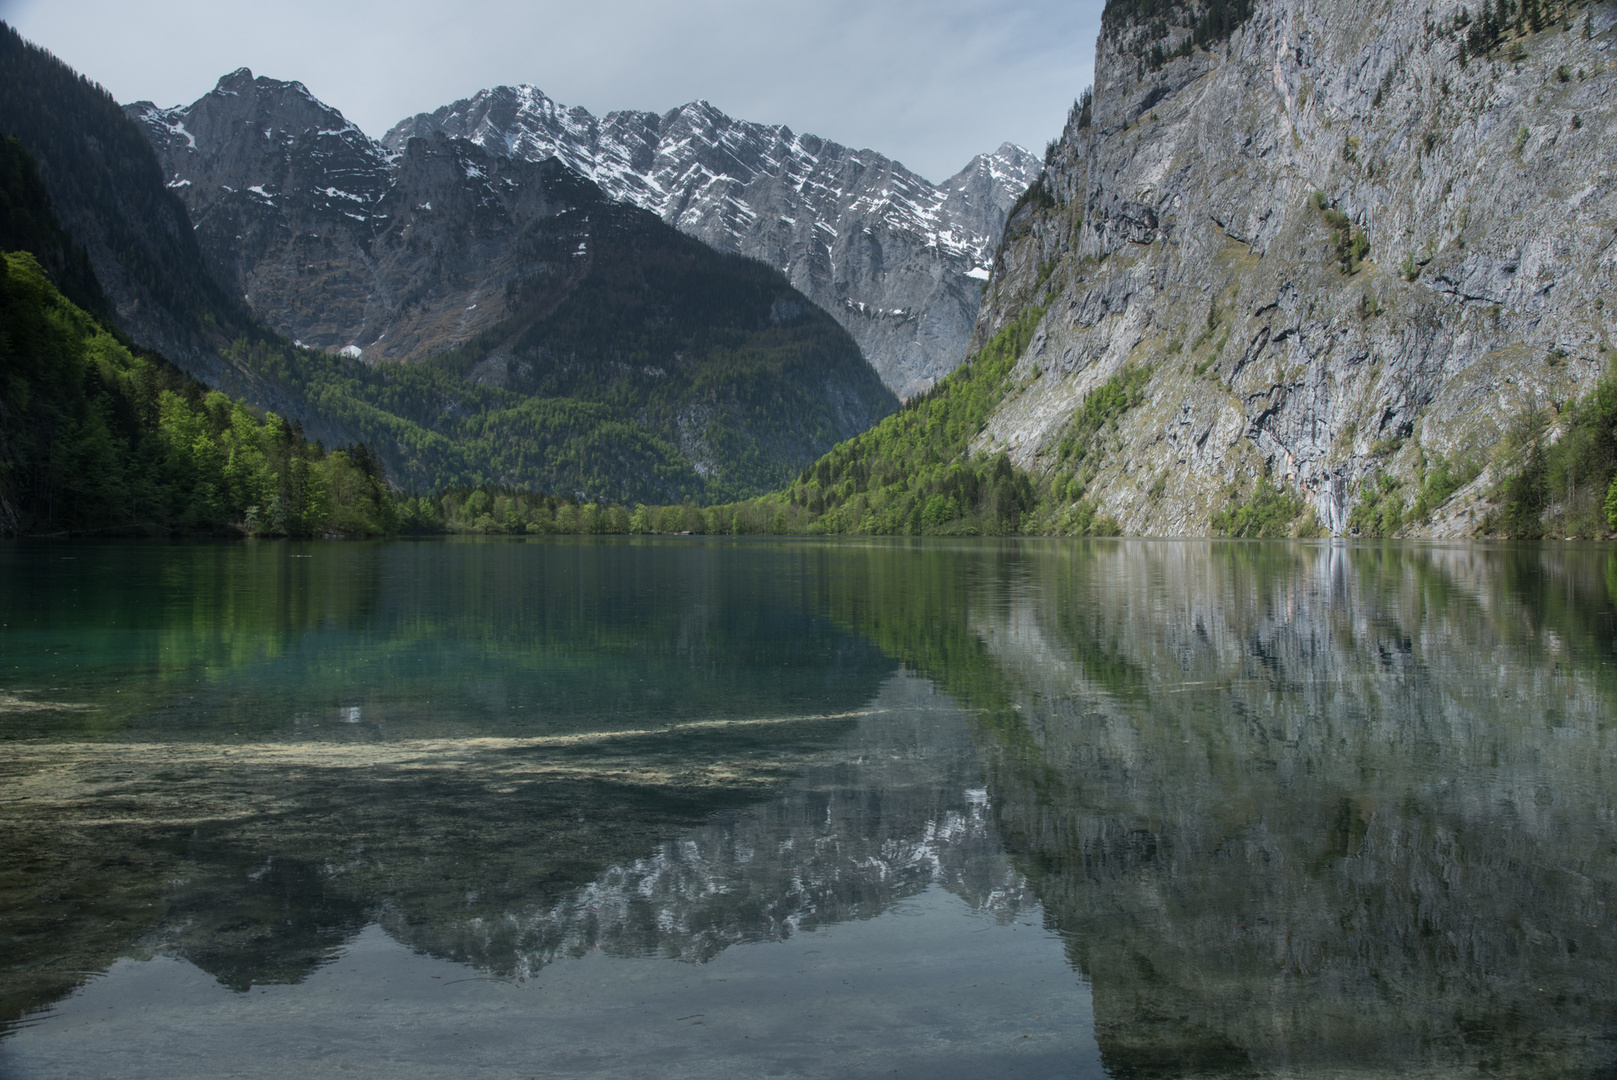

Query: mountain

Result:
[383,86,1041,398]
[125,68,396,357]
[1,32,896,504]
[126,73,895,500]
[0,137,392,538]
[967,0,1617,537]
[732,0,1617,538]
[0,25,351,445]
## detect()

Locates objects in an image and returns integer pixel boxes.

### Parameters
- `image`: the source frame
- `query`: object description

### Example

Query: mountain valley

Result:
[5,0,1617,539]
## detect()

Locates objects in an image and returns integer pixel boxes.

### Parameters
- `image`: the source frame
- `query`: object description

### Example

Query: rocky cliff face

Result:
[385,87,1040,398]
[975,0,1616,535]
[127,69,548,364]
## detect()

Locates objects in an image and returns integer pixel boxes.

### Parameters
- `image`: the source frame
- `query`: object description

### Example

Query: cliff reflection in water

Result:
[827,540,1617,1078]
[6,538,1617,1078]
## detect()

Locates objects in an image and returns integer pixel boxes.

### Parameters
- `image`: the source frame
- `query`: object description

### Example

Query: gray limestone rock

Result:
[974,0,1617,537]
[125,72,900,498]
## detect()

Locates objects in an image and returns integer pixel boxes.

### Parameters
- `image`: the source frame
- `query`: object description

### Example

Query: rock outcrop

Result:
[127,70,542,366]
[975,0,1616,535]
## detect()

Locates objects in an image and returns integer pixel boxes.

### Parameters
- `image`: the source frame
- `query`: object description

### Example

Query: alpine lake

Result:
[2,536,1616,1079]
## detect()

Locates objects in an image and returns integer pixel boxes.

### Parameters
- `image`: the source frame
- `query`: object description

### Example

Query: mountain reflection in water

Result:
[2,537,1616,1078]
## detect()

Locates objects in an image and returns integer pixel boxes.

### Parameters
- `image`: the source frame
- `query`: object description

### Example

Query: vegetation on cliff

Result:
[212,221,895,508]
[1456,0,1595,62]
[1485,367,1617,538]
[420,302,1157,539]
[0,250,393,537]
[1102,0,1256,71]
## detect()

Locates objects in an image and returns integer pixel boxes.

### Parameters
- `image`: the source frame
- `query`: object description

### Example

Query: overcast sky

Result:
[2,0,1102,182]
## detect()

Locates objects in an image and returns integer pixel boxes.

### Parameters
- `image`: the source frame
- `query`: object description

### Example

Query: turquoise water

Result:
[2,537,1616,1077]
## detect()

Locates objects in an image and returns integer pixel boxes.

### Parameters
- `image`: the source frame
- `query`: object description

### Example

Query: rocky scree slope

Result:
[385,87,1041,399]
[974,0,1617,536]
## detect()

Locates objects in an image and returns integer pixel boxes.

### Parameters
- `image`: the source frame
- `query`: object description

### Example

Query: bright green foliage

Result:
[1487,365,1617,537]
[0,251,392,537]
[603,310,1159,538]
[394,486,798,538]
[1056,366,1152,468]
[1211,476,1313,538]
[741,305,1049,535]
[1409,451,1483,523]
[1318,200,1370,275]
[398,486,625,536]
[1039,365,1152,536]
[1348,473,1407,538]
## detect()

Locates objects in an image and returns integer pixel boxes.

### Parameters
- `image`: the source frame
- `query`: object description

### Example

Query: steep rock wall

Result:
[975,0,1617,535]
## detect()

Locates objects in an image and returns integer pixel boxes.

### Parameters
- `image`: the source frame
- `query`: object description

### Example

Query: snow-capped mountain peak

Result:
[130,73,1039,399]
[385,86,1039,396]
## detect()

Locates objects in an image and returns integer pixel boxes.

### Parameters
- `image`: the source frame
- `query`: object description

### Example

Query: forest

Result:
[0,248,393,537]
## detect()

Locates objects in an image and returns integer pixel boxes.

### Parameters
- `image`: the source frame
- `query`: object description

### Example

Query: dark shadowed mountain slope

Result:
[0,138,391,538]
[123,67,898,499]
[0,134,105,317]
[385,86,1040,398]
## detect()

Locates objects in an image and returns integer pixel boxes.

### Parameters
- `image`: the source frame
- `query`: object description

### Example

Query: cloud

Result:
[5,0,1100,181]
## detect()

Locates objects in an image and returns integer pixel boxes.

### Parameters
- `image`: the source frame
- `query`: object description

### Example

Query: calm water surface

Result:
[1,537,1615,1078]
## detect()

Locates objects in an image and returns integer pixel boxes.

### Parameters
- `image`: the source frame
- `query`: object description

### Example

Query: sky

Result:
[1,0,1103,183]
